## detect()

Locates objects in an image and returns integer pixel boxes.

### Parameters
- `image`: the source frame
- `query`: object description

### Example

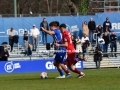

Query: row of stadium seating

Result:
[7,42,120,69]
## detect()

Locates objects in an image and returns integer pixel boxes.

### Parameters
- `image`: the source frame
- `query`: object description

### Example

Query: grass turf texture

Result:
[0,69,120,90]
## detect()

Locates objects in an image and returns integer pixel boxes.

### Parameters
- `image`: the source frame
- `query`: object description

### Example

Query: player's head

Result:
[54,21,60,29]
[49,21,58,30]
[59,24,66,33]
[54,21,59,27]
[43,18,46,22]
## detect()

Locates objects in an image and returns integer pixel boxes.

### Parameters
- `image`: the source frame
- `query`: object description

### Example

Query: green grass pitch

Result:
[0,69,120,90]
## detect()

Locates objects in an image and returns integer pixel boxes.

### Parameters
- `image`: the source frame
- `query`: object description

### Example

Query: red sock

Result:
[65,69,70,74]
[73,68,81,74]
[73,60,77,65]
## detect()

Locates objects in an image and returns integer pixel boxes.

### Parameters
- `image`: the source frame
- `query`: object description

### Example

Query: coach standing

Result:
[8,27,15,52]
[30,25,40,51]
[40,18,49,44]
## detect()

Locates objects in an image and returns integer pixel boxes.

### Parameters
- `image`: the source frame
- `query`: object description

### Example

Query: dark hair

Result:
[59,24,66,28]
[84,21,87,24]
[49,21,58,27]
[54,21,59,26]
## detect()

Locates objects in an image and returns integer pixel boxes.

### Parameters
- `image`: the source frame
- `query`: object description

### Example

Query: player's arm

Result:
[56,42,68,47]
[56,35,68,47]
[41,27,54,35]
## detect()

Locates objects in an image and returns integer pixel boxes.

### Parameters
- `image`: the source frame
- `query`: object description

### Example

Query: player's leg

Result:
[54,54,65,78]
[58,48,71,78]
[67,53,85,78]
[59,63,71,78]
[73,53,87,65]
[56,62,65,78]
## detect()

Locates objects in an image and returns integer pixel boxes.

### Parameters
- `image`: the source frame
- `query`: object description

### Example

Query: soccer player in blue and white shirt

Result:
[41,21,71,78]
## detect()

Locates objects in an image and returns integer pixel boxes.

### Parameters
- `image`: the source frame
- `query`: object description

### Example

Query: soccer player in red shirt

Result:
[56,24,86,78]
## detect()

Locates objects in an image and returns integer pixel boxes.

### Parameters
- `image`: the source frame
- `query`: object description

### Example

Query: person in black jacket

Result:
[0,42,9,61]
[103,17,112,33]
[103,32,110,56]
[110,31,117,57]
[1,48,9,61]
[94,45,102,69]
[88,18,96,43]
[96,25,103,37]
[23,31,28,42]
[40,18,49,44]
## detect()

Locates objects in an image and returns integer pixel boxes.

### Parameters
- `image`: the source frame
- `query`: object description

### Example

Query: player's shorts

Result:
[67,52,76,66]
[54,47,66,63]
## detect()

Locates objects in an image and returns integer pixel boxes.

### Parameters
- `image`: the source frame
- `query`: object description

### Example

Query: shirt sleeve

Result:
[37,28,40,35]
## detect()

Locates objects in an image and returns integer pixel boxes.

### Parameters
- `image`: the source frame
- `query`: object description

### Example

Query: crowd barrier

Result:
[0,59,83,74]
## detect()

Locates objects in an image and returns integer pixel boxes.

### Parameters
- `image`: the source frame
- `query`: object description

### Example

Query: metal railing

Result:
[0,13,81,18]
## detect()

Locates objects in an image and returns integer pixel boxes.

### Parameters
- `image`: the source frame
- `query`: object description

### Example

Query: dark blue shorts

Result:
[54,47,66,63]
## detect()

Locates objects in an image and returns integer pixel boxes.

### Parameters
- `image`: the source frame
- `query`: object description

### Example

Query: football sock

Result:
[65,69,70,74]
[73,68,81,74]
[73,60,77,65]
[59,69,64,76]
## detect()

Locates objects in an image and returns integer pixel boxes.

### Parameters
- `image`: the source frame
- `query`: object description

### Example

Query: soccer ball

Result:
[40,72,48,79]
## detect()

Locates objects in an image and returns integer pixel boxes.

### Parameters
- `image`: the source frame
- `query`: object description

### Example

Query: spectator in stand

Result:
[98,35,105,51]
[76,36,82,57]
[40,18,49,44]
[0,42,9,61]
[81,34,90,57]
[103,26,111,34]
[25,42,32,56]
[71,35,76,49]
[23,31,29,50]
[96,25,103,37]
[94,45,102,69]
[30,24,40,51]
[88,18,96,43]
[82,21,89,36]
[110,31,117,57]
[103,32,110,57]
[23,31,29,42]
[8,27,16,52]
[103,17,112,33]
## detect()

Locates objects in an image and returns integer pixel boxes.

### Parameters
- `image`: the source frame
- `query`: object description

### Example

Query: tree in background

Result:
[70,0,89,15]
[0,0,89,15]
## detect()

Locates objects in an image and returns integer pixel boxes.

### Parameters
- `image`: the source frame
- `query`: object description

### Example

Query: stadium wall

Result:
[0,60,83,74]
[0,12,120,45]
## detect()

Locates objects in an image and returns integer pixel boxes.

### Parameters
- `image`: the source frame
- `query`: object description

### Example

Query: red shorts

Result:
[67,52,75,65]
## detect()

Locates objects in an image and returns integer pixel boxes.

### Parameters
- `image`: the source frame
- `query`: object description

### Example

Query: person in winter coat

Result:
[103,17,112,33]
[110,31,117,57]
[96,25,103,37]
[94,45,102,69]
[81,34,90,57]
[103,32,110,57]
[82,21,89,36]
[88,18,96,43]
[76,36,82,57]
